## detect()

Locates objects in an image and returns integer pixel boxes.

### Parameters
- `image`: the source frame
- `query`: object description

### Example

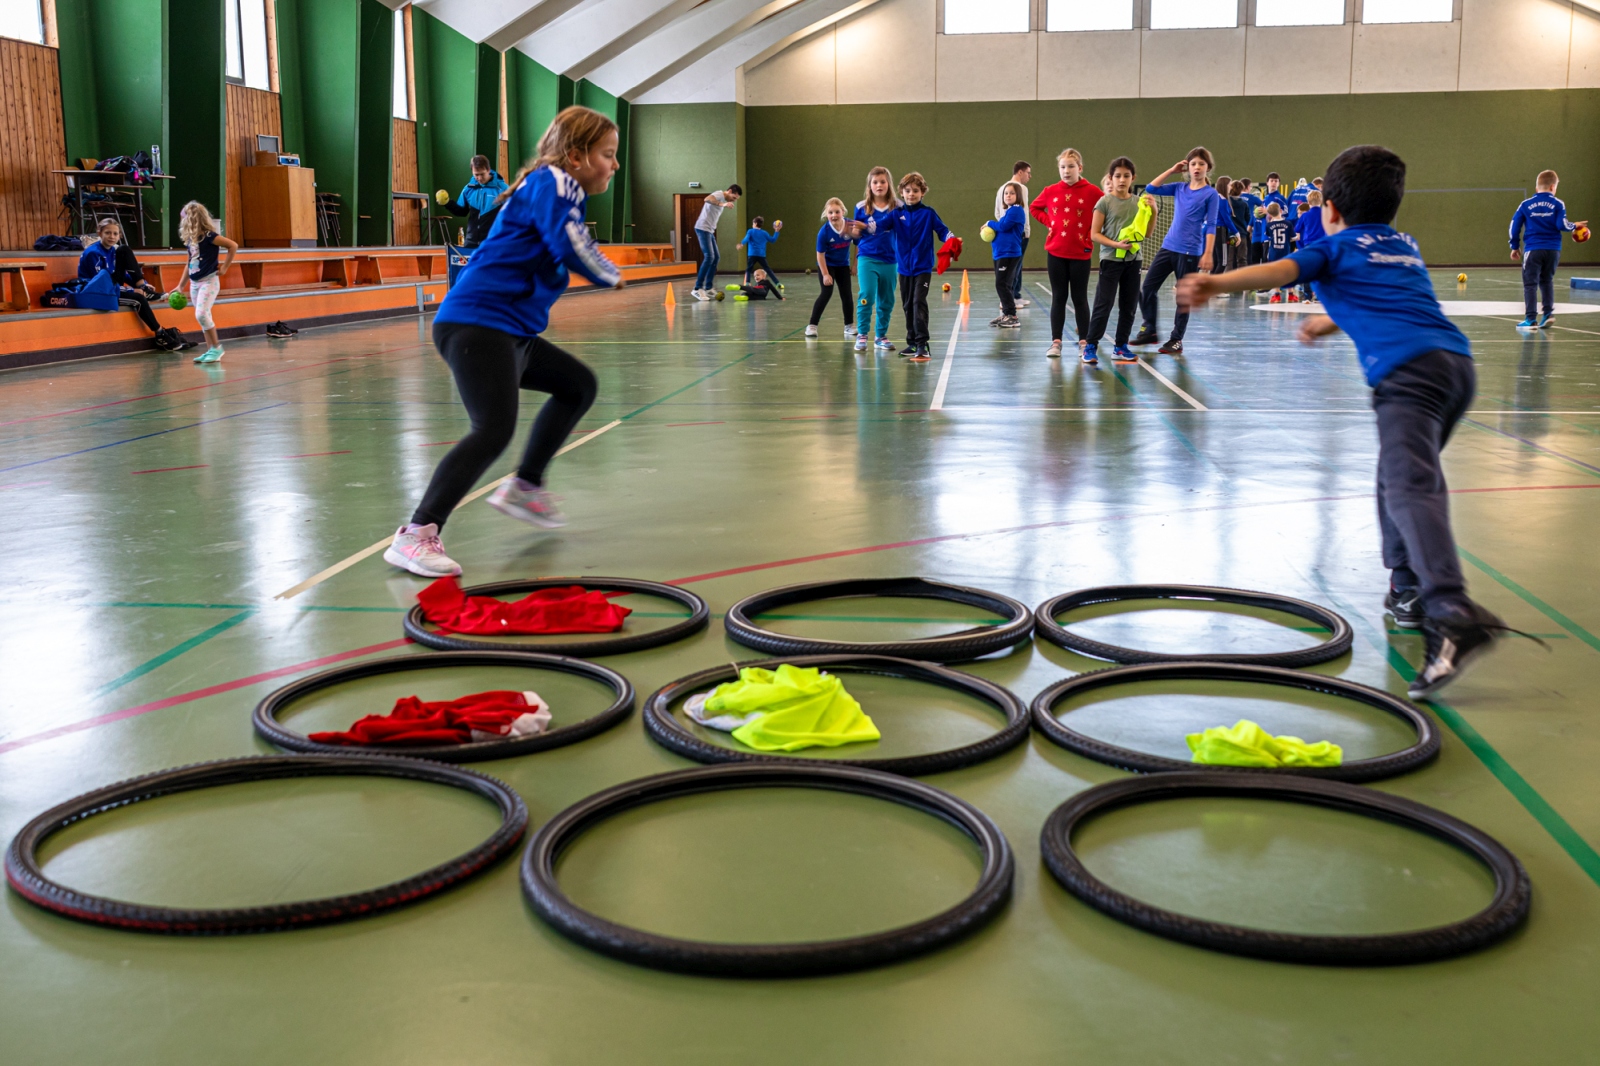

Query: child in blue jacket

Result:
[443,154,510,247]
[989,182,1027,327]
[739,216,783,286]
[884,172,952,361]
[387,106,624,580]
[1510,170,1588,330]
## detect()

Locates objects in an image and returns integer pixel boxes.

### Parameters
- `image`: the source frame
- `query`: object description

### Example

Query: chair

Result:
[316,192,343,247]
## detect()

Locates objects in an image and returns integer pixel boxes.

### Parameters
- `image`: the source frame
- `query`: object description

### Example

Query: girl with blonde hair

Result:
[386,105,626,579]
[177,201,237,363]
[852,166,900,352]
[807,197,855,337]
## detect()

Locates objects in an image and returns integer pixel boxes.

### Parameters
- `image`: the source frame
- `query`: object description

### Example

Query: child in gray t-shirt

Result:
[1081,157,1147,363]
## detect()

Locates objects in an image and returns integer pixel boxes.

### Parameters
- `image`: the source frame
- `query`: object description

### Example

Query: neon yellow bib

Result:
[1185,719,1343,768]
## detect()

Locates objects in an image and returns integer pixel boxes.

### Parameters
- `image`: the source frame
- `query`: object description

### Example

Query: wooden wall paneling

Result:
[0,37,69,251]
[225,84,283,240]
[392,117,420,245]
[497,138,509,180]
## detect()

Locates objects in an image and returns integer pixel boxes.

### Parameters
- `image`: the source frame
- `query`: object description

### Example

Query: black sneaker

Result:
[1408,605,1513,699]
[1384,587,1424,629]
[1130,328,1159,346]
[1157,339,1184,355]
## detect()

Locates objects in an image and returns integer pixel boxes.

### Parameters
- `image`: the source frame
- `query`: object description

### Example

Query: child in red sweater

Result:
[1030,148,1102,358]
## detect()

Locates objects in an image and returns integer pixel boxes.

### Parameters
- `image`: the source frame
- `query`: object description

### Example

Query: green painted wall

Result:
[474,43,501,163]
[506,51,566,171]
[631,102,746,256]
[739,91,1600,270]
[577,80,629,242]
[355,0,394,246]
[168,0,226,237]
[411,7,481,244]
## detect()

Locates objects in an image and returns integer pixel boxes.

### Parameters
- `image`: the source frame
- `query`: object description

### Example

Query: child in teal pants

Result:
[853,166,900,353]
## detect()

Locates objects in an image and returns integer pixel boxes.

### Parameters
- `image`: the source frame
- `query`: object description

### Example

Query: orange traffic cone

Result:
[664,283,676,306]
[958,269,971,304]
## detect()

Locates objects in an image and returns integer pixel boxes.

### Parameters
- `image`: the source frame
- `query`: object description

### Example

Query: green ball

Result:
[714,290,725,301]
[167,291,188,310]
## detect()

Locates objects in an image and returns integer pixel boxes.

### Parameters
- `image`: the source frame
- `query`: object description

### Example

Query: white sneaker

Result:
[844,325,858,337]
[383,523,461,578]
[1016,298,1031,308]
[692,289,710,301]
[804,324,818,337]
[487,478,567,528]
[853,337,869,351]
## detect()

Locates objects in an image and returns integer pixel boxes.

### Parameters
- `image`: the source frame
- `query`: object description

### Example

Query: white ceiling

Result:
[410,0,883,102]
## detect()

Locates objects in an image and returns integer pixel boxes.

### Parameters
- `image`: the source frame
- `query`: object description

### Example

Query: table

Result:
[392,191,431,246]
[52,170,177,248]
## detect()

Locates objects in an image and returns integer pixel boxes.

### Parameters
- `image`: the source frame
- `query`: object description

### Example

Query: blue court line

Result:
[0,404,287,475]
[90,610,256,699]
[1463,417,1600,477]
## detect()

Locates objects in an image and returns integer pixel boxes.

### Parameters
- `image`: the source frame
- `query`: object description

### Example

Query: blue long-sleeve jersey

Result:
[883,202,951,276]
[743,226,778,258]
[854,201,898,262]
[1510,192,1576,252]
[1242,193,1265,241]
[434,166,621,338]
[990,204,1026,260]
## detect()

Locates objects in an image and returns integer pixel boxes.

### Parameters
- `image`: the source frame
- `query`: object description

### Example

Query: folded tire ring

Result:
[643,654,1029,776]
[1031,661,1438,782]
[403,577,710,656]
[1040,772,1530,965]
[1034,584,1353,667]
[5,755,528,934]
[724,578,1034,663]
[521,763,1014,977]
[254,650,635,763]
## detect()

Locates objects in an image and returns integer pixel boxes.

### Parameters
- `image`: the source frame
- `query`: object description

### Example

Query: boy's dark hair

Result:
[1322,145,1406,226]
[727,183,743,196]
[1186,146,1214,168]
[1266,171,1280,181]
[470,154,491,170]
[1013,160,1031,175]
[1106,155,1135,178]
[751,215,764,229]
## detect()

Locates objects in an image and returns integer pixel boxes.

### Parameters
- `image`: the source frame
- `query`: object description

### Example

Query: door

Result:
[674,193,708,262]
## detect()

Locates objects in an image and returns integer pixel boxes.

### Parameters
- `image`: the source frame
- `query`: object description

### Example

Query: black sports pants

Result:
[1046,254,1091,342]
[899,272,931,346]
[1085,259,1141,347]
[810,267,854,325]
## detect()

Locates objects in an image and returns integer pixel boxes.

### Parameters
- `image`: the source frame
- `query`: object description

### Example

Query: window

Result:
[1362,0,1450,21]
[0,0,44,44]
[1256,0,1343,24]
[393,7,410,119]
[1048,0,1134,31]
[226,0,271,89]
[1149,0,1237,28]
[943,0,1029,34]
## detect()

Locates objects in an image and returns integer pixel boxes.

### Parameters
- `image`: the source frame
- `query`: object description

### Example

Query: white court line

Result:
[1485,314,1600,339]
[930,307,966,411]
[1033,282,1051,295]
[1135,358,1207,410]
[272,419,624,600]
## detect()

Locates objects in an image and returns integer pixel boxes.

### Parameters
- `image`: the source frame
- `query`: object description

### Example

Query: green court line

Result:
[1459,547,1600,655]
[1314,575,1600,887]
[91,610,255,699]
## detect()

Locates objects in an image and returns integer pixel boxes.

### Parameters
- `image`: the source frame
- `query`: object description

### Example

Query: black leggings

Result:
[412,321,598,529]
[119,289,161,333]
[809,267,854,325]
[1046,254,1091,342]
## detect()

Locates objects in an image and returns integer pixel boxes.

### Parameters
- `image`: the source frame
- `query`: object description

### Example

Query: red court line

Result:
[0,345,428,428]
[781,415,841,420]
[894,409,927,414]
[132,465,209,474]
[285,451,352,459]
[665,421,725,427]
[420,440,458,447]
[0,480,50,490]
[0,638,412,756]
[1451,483,1600,494]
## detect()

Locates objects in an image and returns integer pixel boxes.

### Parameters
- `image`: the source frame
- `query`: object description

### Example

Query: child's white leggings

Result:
[191,274,220,330]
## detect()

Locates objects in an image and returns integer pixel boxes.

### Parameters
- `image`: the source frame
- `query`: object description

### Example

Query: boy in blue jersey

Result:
[1292,190,1327,300]
[442,155,510,247]
[1179,144,1522,698]
[884,172,953,361]
[1132,146,1225,355]
[739,216,783,286]
[1510,170,1587,330]
[1262,203,1292,301]
[1254,173,1290,287]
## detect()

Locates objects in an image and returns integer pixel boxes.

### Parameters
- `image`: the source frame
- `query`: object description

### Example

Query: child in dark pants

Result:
[1180,144,1520,699]
[740,216,782,286]
[1082,158,1146,365]
[1510,170,1586,330]
[988,181,1027,327]
[807,197,855,336]
[735,269,784,300]
[884,171,952,361]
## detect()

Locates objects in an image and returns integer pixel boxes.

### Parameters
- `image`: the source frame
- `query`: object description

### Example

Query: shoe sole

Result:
[382,545,460,578]
[1407,635,1499,699]
[487,495,568,529]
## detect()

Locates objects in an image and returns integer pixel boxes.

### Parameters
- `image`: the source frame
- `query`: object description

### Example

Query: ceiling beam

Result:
[588,0,809,99]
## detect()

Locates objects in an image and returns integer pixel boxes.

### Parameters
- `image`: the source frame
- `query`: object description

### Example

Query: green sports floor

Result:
[4,267,1600,1064]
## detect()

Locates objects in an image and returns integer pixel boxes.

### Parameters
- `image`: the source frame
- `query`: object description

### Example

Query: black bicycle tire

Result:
[403,577,710,656]
[723,578,1034,663]
[1040,772,1530,965]
[253,650,634,763]
[1030,661,1438,782]
[643,654,1028,776]
[521,763,1014,977]
[1034,584,1353,667]
[5,755,528,935]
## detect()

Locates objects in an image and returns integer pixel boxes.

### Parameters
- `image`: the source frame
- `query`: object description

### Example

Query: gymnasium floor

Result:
[3,266,1600,1064]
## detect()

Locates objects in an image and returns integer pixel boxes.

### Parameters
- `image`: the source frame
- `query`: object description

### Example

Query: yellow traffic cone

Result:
[958,269,971,304]
[664,283,676,306]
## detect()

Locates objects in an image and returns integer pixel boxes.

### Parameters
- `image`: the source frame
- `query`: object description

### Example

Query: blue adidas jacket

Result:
[854,201,898,262]
[884,202,951,276]
[1510,192,1576,252]
[1243,193,1265,241]
[989,205,1026,259]
[743,226,778,258]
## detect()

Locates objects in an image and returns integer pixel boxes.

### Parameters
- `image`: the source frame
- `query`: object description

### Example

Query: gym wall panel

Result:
[507,51,567,168]
[835,0,935,104]
[933,32,1036,102]
[1244,25,1353,96]
[745,28,837,105]
[393,117,420,245]
[1350,22,1461,93]
[1572,9,1600,87]
[1139,29,1245,97]
[0,37,69,250]
[1457,0,1574,91]
[1036,31,1138,100]
[224,85,283,239]
[630,102,744,245]
[411,6,479,244]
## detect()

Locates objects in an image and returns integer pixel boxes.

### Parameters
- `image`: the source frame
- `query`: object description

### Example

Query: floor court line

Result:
[1463,418,1600,476]
[930,309,965,410]
[0,404,287,475]
[1134,358,1207,410]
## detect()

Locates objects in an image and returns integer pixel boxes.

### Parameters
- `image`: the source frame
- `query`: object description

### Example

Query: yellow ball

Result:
[1457,273,1468,283]
[980,225,996,243]
[942,283,951,292]
[435,189,450,205]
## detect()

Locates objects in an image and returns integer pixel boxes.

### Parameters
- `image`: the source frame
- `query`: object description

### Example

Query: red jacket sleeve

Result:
[1029,186,1051,227]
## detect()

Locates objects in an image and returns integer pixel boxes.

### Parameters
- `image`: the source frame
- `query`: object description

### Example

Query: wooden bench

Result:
[353,251,446,285]
[0,262,48,312]
[238,257,355,291]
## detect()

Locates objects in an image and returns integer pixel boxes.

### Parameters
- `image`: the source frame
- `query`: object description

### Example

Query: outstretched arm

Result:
[1178,259,1300,307]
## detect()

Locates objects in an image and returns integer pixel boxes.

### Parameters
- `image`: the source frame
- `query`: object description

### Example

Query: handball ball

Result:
[434,189,450,205]
[942,283,951,292]
[980,225,996,243]
[1577,224,1592,243]
[1457,273,1468,283]
[167,291,188,310]
[714,290,725,301]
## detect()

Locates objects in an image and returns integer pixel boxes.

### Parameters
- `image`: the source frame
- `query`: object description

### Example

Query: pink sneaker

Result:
[487,478,568,528]
[383,523,461,577]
